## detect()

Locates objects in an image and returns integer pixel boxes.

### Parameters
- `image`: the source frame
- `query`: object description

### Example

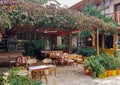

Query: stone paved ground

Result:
[1,64,120,85]
[42,65,120,85]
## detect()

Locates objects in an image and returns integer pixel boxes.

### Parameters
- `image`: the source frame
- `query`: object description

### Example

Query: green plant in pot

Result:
[110,57,118,76]
[116,58,120,75]
[84,55,105,78]
[98,65,106,79]
[100,54,117,77]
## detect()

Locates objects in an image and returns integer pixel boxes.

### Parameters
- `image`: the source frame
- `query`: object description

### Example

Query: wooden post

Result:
[68,31,72,53]
[114,32,118,50]
[96,29,99,56]
[0,32,2,42]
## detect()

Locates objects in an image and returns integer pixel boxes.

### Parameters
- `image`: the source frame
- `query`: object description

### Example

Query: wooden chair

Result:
[76,55,83,65]
[42,58,56,76]
[67,55,74,66]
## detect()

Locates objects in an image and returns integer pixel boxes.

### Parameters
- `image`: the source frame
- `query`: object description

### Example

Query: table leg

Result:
[43,70,48,83]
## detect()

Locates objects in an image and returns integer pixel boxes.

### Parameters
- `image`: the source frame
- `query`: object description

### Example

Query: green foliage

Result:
[114,50,120,58]
[84,53,120,78]
[84,55,106,77]
[82,0,117,33]
[24,41,35,56]
[79,29,93,39]
[72,45,77,53]
[99,54,119,70]
[25,0,60,5]
[0,74,4,85]
[24,39,44,56]
[99,29,116,36]
[6,67,42,85]
[57,44,66,50]
[78,47,103,57]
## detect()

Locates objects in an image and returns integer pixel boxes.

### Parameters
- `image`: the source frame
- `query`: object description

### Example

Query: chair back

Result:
[42,58,52,64]
[67,55,74,60]
[76,55,82,59]
[26,58,38,69]
[27,58,38,64]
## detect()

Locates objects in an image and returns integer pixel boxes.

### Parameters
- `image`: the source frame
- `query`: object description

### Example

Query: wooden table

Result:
[29,65,56,83]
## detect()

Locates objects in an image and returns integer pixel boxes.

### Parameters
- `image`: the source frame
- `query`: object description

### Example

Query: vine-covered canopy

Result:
[0,0,117,33]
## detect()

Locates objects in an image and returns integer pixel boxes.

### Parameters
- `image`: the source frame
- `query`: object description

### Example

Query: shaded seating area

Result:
[0,52,84,83]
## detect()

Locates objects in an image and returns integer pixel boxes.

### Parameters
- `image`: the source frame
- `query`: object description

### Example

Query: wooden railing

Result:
[115,11,120,25]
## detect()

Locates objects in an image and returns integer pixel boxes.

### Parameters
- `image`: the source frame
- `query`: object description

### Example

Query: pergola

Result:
[0,0,117,55]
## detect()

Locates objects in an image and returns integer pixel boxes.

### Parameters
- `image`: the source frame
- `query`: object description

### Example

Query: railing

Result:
[115,11,120,25]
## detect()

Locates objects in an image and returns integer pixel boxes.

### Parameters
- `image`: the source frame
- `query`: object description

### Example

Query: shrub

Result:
[114,50,120,58]
[0,74,3,85]
[72,45,77,53]
[57,44,66,50]
[78,47,103,57]
[99,54,119,70]
[24,40,44,56]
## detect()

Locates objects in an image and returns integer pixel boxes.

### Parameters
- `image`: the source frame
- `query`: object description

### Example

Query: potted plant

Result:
[100,54,113,77]
[84,55,105,78]
[98,65,106,79]
[111,58,118,76]
[116,58,120,75]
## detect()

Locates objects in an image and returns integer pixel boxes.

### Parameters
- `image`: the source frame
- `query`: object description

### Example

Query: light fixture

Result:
[87,37,92,41]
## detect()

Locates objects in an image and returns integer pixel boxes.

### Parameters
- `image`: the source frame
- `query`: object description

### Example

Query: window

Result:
[118,33,120,49]
[77,38,84,48]
[104,35,113,48]
[77,37,92,49]
[115,3,120,11]
[102,0,110,7]
[99,34,102,47]
[85,37,92,47]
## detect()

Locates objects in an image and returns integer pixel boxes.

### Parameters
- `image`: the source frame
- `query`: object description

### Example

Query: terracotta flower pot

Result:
[84,67,91,76]
[86,70,91,76]
[106,70,111,77]
[116,69,120,75]
[111,70,117,76]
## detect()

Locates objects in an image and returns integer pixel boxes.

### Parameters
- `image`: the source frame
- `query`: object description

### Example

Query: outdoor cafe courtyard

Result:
[0,0,120,85]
